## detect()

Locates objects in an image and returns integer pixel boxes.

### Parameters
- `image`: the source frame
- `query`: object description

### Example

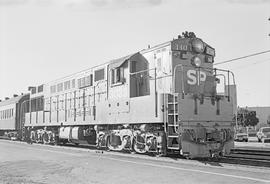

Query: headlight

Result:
[192,39,205,53]
[191,56,202,67]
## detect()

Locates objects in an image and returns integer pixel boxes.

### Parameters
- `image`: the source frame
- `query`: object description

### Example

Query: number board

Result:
[205,46,215,56]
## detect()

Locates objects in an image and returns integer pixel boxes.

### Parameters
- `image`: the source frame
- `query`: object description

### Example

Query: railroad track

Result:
[221,148,270,167]
[229,148,270,160]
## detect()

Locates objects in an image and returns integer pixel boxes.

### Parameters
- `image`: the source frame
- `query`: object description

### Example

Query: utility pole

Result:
[269,17,270,37]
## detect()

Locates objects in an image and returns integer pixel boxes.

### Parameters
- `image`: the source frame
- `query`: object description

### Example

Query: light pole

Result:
[268,17,270,37]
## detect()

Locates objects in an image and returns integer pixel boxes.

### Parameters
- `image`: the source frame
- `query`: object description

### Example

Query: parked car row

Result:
[234,127,270,143]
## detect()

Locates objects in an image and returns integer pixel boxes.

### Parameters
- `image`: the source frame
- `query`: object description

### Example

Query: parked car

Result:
[234,132,248,142]
[247,129,258,142]
[256,127,270,143]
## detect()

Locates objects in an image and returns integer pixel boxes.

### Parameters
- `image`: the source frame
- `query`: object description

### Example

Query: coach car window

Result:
[94,69,105,82]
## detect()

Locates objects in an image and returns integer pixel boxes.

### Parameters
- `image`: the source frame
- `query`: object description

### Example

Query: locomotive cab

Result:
[168,32,236,158]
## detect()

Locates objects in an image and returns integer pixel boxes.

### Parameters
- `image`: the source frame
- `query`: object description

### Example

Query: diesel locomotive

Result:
[1,32,236,158]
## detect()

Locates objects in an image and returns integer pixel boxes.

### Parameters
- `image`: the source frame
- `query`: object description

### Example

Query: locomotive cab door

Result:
[129,53,150,98]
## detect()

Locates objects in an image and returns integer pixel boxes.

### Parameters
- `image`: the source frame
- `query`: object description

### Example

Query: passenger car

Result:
[234,132,248,142]
[247,129,257,142]
[257,127,270,143]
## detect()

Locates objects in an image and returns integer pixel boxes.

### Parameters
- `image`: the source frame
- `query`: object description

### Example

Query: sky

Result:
[0,0,269,107]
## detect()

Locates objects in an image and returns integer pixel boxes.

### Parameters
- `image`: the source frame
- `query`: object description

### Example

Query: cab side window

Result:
[111,67,125,85]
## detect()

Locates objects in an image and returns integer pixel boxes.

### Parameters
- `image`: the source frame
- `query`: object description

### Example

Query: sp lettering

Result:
[187,70,206,85]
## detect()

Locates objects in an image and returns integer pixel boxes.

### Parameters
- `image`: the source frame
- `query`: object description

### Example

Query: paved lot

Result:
[0,140,270,184]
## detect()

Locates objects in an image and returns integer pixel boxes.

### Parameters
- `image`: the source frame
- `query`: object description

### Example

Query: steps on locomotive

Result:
[165,94,180,152]
[167,124,180,151]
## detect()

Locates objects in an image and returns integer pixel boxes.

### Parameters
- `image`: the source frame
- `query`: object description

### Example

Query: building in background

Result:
[246,107,270,128]
[224,85,270,129]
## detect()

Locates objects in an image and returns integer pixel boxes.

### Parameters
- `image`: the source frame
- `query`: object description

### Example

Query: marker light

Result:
[192,39,205,53]
[191,56,202,67]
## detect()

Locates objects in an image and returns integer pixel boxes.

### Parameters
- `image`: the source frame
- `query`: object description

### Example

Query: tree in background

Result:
[267,115,270,125]
[236,108,259,127]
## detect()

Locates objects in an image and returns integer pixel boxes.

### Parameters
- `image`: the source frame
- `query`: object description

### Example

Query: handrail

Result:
[215,74,226,95]
[129,68,156,75]
[173,64,185,98]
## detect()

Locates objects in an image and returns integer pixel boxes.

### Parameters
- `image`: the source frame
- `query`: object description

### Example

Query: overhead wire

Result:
[230,58,270,70]
[214,50,270,66]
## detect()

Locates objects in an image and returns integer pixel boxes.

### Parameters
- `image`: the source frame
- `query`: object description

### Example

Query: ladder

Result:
[165,93,180,151]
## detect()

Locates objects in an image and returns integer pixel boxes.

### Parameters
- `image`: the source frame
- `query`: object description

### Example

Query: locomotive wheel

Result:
[54,136,59,145]
[104,137,110,151]
[36,134,42,144]
[37,132,44,144]
[30,131,36,142]
[43,132,49,144]
[62,139,68,145]
[106,136,112,151]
